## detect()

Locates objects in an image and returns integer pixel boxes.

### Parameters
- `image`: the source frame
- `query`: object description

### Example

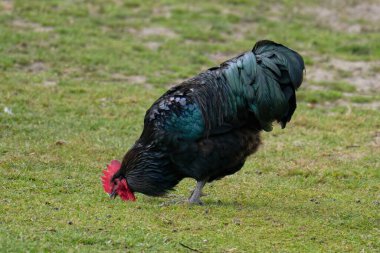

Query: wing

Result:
[139,83,206,146]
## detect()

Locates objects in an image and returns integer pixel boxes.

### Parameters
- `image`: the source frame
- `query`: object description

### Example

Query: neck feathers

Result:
[118,143,183,196]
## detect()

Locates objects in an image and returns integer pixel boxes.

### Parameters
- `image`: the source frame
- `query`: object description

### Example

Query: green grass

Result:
[1,0,380,252]
[313,81,357,93]
[298,90,344,103]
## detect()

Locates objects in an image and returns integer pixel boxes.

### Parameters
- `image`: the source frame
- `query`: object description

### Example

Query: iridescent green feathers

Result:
[188,40,304,133]
[142,40,304,144]
[251,40,304,130]
[253,40,304,89]
[222,40,304,131]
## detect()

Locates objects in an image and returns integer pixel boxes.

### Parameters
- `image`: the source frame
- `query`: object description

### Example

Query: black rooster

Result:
[102,40,304,204]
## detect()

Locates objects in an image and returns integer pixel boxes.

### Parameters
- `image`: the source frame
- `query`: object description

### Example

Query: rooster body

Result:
[107,40,304,203]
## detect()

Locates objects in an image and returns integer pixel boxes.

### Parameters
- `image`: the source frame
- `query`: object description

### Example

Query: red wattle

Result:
[118,179,136,201]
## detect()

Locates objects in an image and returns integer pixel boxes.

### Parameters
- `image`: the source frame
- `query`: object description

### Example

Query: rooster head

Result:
[101,160,136,201]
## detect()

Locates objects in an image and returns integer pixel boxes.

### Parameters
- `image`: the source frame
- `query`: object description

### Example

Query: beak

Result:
[109,190,117,199]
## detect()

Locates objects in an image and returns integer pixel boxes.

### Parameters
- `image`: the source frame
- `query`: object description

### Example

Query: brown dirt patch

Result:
[207,52,235,65]
[267,4,285,22]
[111,74,145,83]
[372,131,380,147]
[41,80,57,87]
[152,5,172,19]
[1,0,13,13]
[332,59,380,92]
[26,62,48,73]
[307,56,380,93]
[300,2,380,33]
[144,41,161,51]
[12,19,54,32]
[110,74,152,89]
[129,27,178,39]
[306,68,335,83]
[346,3,380,23]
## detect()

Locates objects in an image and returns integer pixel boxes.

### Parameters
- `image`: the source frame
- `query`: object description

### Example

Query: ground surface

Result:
[1,0,379,252]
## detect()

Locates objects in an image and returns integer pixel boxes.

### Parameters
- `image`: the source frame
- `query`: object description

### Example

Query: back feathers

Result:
[141,40,304,145]
[192,40,305,133]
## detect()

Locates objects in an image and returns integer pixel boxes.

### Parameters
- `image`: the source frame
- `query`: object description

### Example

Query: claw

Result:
[188,198,204,205]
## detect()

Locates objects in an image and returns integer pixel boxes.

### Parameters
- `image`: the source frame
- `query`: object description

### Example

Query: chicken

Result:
[101,40,305,204]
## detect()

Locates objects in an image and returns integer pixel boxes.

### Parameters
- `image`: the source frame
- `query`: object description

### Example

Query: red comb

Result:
[101,160,121,194]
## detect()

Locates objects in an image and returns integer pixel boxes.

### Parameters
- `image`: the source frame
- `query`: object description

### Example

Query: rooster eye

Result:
[112,178,120,186]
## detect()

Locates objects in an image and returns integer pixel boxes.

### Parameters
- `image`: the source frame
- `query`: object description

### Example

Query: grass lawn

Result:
[1,0,379,252]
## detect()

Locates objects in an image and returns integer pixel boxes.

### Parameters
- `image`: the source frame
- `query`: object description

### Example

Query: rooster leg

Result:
[188,179,207,205]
